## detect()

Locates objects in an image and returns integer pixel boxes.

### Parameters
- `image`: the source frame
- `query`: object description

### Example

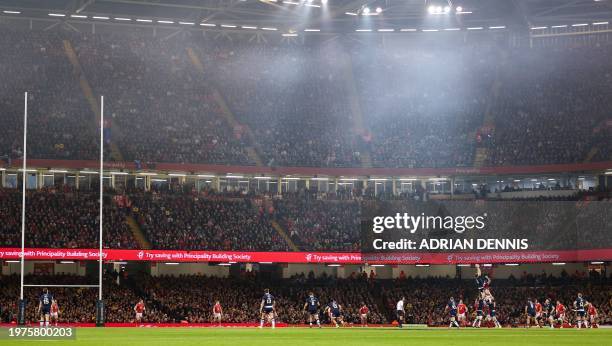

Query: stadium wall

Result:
[281,264,590,279]
[2,261,86,276]
[150,262,230,277]
[490,263,586,278]
[0,261,590,279]
[391,264,586,279]
[486,190,579,199]
[282,264,340,278]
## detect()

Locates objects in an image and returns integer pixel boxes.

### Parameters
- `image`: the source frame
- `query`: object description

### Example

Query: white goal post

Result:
[17,93,106,327]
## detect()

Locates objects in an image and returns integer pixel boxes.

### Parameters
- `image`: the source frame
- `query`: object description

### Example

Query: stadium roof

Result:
[0,0,611,33]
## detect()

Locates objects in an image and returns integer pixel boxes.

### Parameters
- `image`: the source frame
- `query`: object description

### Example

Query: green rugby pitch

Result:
[1,327,611,346]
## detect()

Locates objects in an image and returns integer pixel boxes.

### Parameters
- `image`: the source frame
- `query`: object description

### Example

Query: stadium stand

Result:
[73,32,254,165]
[1,29,611,168]
[0,30,99,161]
[274,198,360,252]
[0,188,137,248]
[1,186,609,252]
[129,191,290,251]
[351,42,495,168]
[483,45,612,166]
[200,42,362,167]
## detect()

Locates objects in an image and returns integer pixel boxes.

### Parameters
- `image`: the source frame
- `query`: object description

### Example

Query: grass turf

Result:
[1,327,610,346]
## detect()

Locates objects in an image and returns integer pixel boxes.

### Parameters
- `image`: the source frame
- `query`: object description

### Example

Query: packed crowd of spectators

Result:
[352,40,496,168]
[2,29,610,169]
[483,45,612,165]
[200,42,362,167]
[0,30,99,162]
[73,32,253,165]
[130,191,290,251]
[591,125,612,162]
[274,198,360,252]
[1,185,609,252]
[2,271,610,326]
[0,188,137,248]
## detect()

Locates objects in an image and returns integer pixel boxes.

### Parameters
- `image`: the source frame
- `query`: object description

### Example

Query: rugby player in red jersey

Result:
[50,299,60,327]
[134,299,145,323]
[212,300,223,326]
[457,299,468,327]
[587,301,599,328]
[555,301,567,328]
[359,303,369,327]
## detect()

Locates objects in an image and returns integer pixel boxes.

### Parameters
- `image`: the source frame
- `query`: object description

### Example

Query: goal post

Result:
[96,95,105,327]
[18,91,28,326]
[17,93,107,327]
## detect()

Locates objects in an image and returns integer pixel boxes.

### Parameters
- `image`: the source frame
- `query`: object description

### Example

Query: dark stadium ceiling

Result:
[0,0,611,31]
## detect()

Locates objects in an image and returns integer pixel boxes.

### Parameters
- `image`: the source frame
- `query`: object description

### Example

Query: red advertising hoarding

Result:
[0,248,610,264]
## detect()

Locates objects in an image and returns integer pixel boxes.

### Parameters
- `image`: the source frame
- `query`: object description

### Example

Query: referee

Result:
[396,297,406,328]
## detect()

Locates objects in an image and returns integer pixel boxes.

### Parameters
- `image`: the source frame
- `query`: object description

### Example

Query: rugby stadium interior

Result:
[0,0,611,345]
